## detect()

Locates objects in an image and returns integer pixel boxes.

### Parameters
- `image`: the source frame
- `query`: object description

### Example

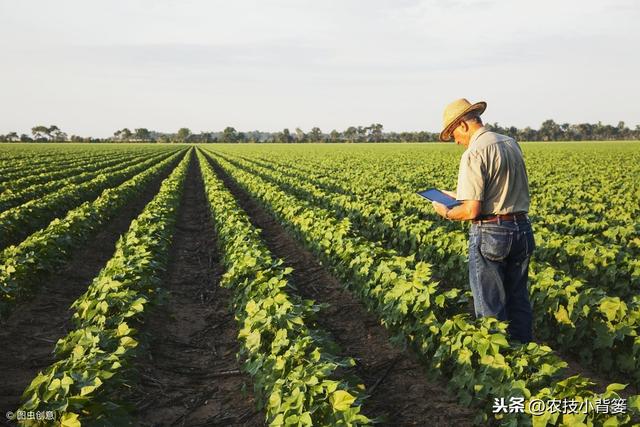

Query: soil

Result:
[205,154,477,427]
[128,156,263,427]
[0,163,175,424]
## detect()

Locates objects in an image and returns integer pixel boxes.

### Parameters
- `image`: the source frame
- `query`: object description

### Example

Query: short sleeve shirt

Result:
[456,127,530,215]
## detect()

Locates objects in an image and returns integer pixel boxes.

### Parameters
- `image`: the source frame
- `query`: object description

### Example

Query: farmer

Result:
[431,98,535,343]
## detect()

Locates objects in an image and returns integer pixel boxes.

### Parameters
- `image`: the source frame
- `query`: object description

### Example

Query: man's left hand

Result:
[432,201,449,218]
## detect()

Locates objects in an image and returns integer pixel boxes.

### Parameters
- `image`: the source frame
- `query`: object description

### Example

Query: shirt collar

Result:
[468,126,489,149]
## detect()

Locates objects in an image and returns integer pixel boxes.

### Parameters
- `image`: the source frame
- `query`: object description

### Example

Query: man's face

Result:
[451,121,467,146]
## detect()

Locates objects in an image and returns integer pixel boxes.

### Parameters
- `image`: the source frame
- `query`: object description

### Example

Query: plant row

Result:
[204,148,640,426]
[214,151,640,387]
[197,149,371,426]
[0,151,167,214]
[0,149,180,251]
[18,150,191,426]
[229,150,639,297]
[0,149,186,319]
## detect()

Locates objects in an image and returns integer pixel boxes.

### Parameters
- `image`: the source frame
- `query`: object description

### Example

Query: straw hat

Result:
[439,98,487,142]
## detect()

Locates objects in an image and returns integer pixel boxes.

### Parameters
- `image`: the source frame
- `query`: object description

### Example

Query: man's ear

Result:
[460,120,469,133]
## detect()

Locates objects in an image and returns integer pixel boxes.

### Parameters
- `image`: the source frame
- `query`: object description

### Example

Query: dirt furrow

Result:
[129,156,263,427]
[207,156,476,427]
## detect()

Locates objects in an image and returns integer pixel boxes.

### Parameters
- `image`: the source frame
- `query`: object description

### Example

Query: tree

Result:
[121,128,132,141]
[221,126,238,143]
[176,127,191,143]
[134,128,152,142]
[5,132,19,142]
[539,119,561,141]
[295,127,306,142]
[309,127,323,142]
[281,128,292,143]
[343,126,357,143]
[31,125,50,141]
[368,123,383,142]
[48,125,62,141]
[329,129,341,143]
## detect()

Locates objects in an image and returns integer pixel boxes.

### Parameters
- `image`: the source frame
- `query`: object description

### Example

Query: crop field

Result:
[0,142,639,426]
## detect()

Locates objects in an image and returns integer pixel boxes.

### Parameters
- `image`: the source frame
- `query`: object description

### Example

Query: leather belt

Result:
[472,212,529,224]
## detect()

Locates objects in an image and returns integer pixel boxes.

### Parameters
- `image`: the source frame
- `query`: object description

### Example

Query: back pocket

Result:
[480,229,513,261]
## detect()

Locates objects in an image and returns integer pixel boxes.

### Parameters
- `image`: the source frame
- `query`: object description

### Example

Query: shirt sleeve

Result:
[456,151,485,201]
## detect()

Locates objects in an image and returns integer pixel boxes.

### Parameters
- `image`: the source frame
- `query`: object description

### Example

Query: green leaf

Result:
[60,412,81,427]
[605,383,627,393]
[330,390,356,411]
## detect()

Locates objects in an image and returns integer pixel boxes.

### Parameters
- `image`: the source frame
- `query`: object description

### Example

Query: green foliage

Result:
[0,150,185,318]
[197,150,371,426]
[17,150,191,426]
[203,144,640,426]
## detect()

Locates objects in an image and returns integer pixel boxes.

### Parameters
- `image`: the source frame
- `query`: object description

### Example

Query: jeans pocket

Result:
[480,228,513,261]
[526,230,536,256]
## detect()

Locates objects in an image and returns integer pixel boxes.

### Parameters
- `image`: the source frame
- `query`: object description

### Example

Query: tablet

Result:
[417,188,462,209]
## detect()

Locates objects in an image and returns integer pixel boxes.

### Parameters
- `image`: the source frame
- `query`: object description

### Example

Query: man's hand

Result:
[432,201,449,219]
[432,199,482,221]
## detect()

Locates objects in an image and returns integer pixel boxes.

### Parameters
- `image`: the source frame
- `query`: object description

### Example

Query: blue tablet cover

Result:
[417,188,462,209]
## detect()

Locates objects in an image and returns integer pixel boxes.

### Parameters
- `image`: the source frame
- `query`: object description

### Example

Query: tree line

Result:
[2,120,640,143]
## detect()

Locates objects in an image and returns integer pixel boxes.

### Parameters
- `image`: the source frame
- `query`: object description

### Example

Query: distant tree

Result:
[5,132,19,142]
[20,133,33,142]
[48,125,63,141]
[50,126,67,142]
[121,128,133,141]
[309,127,323,142]
[368,123,383,142]
[281,128,292,143]
[134,128,152,142]
[176,127,191,143]
[539,119,561,141]
[221,126,238,143]
[329,129,341,143]
[295,127,306,142]
[343,126,357,143]
[31,125,50,141]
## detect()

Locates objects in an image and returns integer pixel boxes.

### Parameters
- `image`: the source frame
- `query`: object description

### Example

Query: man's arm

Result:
[432,199,481,221]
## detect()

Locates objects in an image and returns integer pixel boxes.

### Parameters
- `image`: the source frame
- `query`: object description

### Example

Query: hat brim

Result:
[439,101,487,142]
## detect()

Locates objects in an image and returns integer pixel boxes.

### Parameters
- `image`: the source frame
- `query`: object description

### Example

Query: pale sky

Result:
[1,0,638,137]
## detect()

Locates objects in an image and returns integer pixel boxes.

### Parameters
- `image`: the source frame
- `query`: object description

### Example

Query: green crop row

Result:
[204,148,640,427]
[0,149,186,319]
[213,150,640,386]
[227,149,639,298]
[0,149,141,187]
[0,149,180,251]
[0,151,164,214]
[197,149,371,426]
[17,150,191,426]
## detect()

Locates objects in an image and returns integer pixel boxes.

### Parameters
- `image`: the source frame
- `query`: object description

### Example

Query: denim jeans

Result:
[468,219,535,343]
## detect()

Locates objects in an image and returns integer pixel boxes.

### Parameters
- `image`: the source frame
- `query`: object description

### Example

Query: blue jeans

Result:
[468,219,535,343]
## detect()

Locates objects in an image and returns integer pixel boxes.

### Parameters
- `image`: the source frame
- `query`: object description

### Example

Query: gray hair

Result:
[460,112,483,125]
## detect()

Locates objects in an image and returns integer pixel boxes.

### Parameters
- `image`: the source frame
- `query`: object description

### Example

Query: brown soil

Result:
[0,163,175,424]
[205,154,476,427]
[128,156,263,427]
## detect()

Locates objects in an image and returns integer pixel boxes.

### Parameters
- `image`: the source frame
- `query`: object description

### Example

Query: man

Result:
[431,98,535,343]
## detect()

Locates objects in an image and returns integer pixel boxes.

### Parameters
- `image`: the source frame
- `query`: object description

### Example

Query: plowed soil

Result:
[129,156,264,427]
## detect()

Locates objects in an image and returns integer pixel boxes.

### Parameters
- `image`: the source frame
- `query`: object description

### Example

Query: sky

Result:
[1,0,639,137]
